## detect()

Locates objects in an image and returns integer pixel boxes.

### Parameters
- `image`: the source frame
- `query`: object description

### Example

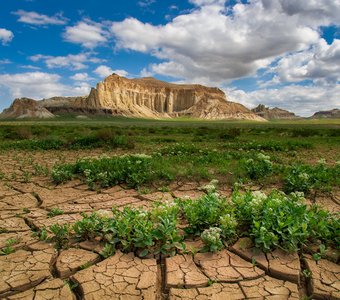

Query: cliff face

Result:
[252,104,298,120]
[0,98,55,119]
[1,74,266,121]
[310,109,340,119]
[80,74,265,121]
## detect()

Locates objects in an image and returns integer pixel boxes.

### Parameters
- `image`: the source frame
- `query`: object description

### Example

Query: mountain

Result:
[310,109,340,119]
[251,104,299,120]
[0,98,55,119]
[1,74,265,121]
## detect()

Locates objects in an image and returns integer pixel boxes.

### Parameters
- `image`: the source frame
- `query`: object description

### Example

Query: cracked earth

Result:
[0,152,339,299]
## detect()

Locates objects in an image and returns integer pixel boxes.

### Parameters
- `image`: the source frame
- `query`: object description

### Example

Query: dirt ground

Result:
[0,150,339,299]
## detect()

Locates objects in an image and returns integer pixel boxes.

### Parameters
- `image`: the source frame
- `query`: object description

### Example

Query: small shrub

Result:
[201,227,224,252]
[181,193,230,235]
[50,224,71,249]
[240,153,273,180]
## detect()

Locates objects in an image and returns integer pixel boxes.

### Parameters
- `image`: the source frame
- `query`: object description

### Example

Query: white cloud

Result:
[272,38,340,85]
[13,10,68,26]
[63,19,108,48]
[226,84,340,117]
[0,72,90,102]
[30,53,103,70]
[0,28,14,45]
[111,0,323,84]
[94,65,128,78]
[276,0,340,27]
[70,72,92,81]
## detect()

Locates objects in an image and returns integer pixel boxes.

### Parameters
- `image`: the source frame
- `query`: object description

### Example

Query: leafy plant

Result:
[0,238,18,255]
[182,193,230,235]
[50,224,71,249]
[152,216,184,256]
[47,208,64,218]
[240,153,273,180]
[73,212,104,240]
[284,161,340,194]
[201,227,224,252]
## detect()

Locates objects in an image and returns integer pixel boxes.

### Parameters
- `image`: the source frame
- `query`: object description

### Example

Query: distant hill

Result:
[310,109,340,119]
[251,104,299,120]
[0,97,55,119]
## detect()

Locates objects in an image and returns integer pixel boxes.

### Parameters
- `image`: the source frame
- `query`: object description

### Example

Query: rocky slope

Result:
[0,98,55,119]
[310,109,340,119]
[1,74,265,121]
[251,104,298,120]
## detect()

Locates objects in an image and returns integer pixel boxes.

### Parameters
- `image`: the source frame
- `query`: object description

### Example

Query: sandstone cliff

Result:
[310,109,340,119]
[0,98,55,119]
[1,74,266,121]
[251,104,298,120]
[79,74,265,121]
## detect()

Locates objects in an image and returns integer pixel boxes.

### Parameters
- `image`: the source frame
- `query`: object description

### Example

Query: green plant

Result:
[182,193,230,235]
[302,269,312,278]
[47,208,64,218]
[219,213,238,242]
[152,216,184,256]
[201,227,223,252]
[233,190,339,252]
[284,162,340,194]
[50,224,71,249]
[73,212,104,240]
[240,153,273,180]
[0,238,18,255]
[100,243,116,258]
[39,227,48,241]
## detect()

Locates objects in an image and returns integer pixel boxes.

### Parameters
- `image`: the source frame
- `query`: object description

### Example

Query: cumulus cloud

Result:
[276,0,340,27]
[13,10,68,26]
[226,84,340,117]
[30,53,103,70]
[0,28,14,45]
[70,72,93,81]
[0,72,90,102]
[272,38,340,85]
[63,19,109,48]
[111,0,325,84]
[94,65,128,78]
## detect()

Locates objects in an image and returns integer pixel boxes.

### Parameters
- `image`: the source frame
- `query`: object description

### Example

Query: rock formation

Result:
[1,74,265,121]
[310,109,340,119]
[78,74,264,120]
[251,104,299,120]
[0,98,55,119]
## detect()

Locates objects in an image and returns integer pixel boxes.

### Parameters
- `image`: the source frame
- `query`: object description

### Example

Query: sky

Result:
[0,0,339,116]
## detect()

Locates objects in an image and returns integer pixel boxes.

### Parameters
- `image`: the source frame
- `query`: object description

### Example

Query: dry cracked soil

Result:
[0,152,339,300]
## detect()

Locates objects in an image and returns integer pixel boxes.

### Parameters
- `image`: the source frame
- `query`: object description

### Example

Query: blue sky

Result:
[0,0,339,116]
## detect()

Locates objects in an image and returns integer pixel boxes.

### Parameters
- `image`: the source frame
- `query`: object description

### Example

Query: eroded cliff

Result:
[0,98,55,119]
[80,74,265,120]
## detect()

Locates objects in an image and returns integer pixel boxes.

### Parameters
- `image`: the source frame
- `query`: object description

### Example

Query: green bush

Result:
[239,153,273,180]
[284,161,340,194]
[181,193,230,235]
